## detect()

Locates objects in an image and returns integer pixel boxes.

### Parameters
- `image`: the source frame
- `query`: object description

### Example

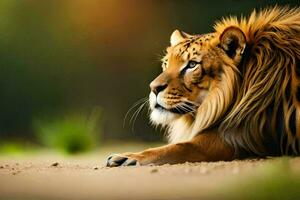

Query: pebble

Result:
[150,168,158,173]
[94,167,99,170]
[51,162,59,167]
[12,171,21,175]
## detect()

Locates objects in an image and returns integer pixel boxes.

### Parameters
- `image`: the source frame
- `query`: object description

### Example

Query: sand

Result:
[1,144,300,200]
[1,155,298,200]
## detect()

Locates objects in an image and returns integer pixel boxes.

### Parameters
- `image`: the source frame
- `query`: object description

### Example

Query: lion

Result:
[107,6,300,167]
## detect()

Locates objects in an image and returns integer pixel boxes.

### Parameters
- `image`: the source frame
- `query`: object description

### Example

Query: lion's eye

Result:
[187,61,199,69]
[180,60,201,75]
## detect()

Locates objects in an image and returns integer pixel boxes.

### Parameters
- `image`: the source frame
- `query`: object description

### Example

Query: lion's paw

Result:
[106,154,140,167]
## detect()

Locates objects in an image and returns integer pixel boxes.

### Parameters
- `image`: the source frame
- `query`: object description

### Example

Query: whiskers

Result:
[123,97,149,132]
[175,99,199,117]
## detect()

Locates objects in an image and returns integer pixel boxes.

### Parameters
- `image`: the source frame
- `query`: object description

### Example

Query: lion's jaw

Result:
[149,90,196,143]
[149,91,181,126]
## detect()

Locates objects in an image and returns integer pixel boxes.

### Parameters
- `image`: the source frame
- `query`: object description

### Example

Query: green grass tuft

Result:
[34,110,101,154]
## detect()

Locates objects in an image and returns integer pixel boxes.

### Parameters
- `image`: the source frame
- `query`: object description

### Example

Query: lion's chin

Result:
[150,108,179,126]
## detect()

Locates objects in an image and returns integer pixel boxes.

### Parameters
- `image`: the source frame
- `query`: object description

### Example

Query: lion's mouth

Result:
[154,103,196,114]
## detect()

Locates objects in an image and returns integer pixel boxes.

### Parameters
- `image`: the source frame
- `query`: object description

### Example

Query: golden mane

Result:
[212,6,300,156]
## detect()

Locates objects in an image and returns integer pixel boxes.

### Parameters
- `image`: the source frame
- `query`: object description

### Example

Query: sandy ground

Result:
[1,144,300,200]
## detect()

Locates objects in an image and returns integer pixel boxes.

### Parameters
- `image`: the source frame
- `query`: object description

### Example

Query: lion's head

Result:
[149,27,246,142]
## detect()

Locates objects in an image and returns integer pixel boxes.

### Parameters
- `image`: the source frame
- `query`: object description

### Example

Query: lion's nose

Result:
[150,82,168,95]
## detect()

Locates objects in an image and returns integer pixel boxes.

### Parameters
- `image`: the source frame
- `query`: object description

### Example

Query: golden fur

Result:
[216,7,300,156]
[107,7,300,166]
[158,6,300,157]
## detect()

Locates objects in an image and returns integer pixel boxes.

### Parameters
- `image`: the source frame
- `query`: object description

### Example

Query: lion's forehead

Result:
[161,33,217,70]
[169,33,216,61]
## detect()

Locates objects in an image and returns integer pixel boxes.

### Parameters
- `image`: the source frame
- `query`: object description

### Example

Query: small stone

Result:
[12,171,21,175]
[150,168,158,173]
[93,167,99,170]
[51,162,59,167]
[0,166,4,169]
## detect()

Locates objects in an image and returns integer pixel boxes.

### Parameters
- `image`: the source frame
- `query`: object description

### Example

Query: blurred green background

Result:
[0,0,299,154]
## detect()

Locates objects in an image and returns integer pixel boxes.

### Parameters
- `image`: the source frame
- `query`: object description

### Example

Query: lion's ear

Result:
[219,26,246,63]
[170,30,190,46]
